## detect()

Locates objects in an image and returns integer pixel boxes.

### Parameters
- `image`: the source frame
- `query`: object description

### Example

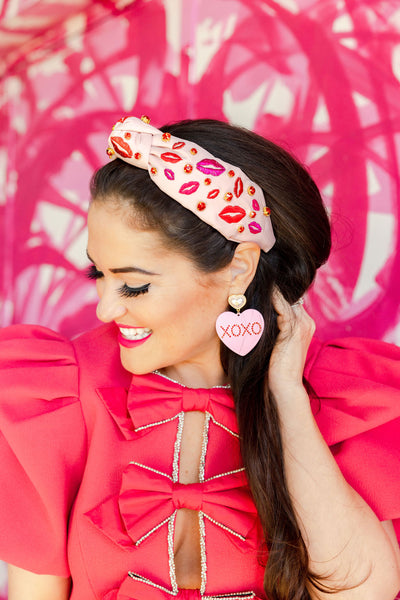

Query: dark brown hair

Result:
[91,119,331,600]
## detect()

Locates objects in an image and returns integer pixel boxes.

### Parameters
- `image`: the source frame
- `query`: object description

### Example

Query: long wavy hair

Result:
[90,119,331,600]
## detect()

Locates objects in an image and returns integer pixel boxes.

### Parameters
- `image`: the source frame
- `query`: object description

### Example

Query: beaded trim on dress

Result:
[153,370,231,390]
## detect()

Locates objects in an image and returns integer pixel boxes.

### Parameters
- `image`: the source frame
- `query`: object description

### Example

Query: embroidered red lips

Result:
[179,181,200,195]
[109,124,268,243]
[161,152,182,163]
[218,205,246,223]
[234,177,243,197]
[196,158,225,176]
[111,137,133,159]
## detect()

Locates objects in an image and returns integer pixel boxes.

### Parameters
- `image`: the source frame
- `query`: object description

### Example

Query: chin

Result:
[119,351,156,376]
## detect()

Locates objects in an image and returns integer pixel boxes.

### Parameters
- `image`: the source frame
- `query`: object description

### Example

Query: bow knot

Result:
[181,387,209,413]
[172,482,203,510]
[110,131,153,169]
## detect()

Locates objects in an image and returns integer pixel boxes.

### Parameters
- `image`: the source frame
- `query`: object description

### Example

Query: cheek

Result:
[180,290,224,330]
[196,283,228,315]
[146,280,226,333]
[96,280,104,298]
[151,294,201,335]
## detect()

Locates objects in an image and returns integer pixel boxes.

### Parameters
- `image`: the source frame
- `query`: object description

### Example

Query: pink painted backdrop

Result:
[1,0,400,342]
[0,0,400,595]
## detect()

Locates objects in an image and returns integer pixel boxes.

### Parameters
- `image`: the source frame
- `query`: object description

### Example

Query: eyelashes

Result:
[86,265,150,298]
[86,265,103,280]
[119,283,150,298]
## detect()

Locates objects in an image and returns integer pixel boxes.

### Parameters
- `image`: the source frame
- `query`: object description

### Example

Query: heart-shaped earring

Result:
[227,294,247,312]
[216,294,265,356]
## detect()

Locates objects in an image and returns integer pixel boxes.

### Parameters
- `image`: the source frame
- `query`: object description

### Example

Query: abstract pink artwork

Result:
[1,0,400,343]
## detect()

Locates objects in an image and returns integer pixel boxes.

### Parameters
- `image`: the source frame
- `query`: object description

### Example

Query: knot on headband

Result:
[106,116,275,252]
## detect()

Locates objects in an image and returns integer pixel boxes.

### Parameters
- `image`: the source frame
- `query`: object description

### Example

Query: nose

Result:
[96,282,127,323]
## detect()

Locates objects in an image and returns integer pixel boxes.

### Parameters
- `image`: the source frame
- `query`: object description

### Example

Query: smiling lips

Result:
[117,325,152,348]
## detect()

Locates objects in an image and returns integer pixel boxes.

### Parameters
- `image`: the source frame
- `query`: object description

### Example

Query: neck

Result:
[159,361,228,389]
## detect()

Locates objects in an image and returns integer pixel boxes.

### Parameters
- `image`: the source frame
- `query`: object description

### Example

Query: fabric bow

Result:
[104,572,261,600]
[98,372,239,439]
[106,116,275,252]
[87,461,258,550]
[119,462,258,544]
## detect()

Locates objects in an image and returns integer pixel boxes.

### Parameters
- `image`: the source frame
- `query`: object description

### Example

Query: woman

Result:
[1,116,400,600]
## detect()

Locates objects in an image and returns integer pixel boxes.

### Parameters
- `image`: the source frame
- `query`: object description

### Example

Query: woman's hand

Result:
[267,293,400,600]
[268,289,315,399]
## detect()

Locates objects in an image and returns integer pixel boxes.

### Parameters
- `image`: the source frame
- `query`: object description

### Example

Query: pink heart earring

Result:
[216,294,265,356]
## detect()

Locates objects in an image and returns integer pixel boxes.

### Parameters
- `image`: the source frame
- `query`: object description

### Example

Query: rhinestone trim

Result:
[127,572,256,599]
[134,413,180,432]
[129,461,172,480]
[203,513,246,541]
[199,511,207,594]
[153,370,231,389]
[203,594,256,599]
[168,511,178,592]
[135,515,171,545]
[172,412,184,482]
[204,467,245,482]
[210,414,239,438]
[199,413,211,483]
[126,375,246,594]
[128,572,178,596]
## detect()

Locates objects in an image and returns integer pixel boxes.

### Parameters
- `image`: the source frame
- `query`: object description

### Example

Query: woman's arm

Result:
[269,292,400,600]
[7,565,71,600]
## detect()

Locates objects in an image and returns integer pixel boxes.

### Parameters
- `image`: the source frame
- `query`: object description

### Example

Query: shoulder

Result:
[304,336,400,526]
[1,322,77,361]
[304,335,400,438]
[0,322,131,408]
[0,324,80,401]
[304,334,400,458]
[305,335,400,402]
[0,324,89,575]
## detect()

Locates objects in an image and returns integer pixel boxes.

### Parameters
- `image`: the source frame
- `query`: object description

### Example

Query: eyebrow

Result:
[86,251,160,277]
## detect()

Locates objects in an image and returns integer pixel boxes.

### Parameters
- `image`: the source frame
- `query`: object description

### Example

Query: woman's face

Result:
[87,201,231,386]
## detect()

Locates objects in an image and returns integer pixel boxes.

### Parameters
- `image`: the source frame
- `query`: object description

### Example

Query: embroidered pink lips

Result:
[117,324,152,348]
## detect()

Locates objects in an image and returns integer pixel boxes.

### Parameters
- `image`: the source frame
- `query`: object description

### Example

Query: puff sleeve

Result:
[0,325,87,576]
[305,337,400,540]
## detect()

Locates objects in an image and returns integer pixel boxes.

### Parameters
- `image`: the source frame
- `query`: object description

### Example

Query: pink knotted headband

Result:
[106,116,276,253]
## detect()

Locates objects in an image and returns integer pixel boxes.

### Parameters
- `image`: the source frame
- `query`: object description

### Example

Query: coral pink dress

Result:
[0,323,399,599]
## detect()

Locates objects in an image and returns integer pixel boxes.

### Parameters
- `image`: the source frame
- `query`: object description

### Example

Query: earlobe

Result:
[229,242,261,292]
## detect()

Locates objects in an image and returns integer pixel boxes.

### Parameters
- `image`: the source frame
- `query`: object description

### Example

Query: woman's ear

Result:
[229,242,260,293]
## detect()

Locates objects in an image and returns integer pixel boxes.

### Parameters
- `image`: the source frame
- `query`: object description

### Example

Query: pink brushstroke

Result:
[0,0,399,344]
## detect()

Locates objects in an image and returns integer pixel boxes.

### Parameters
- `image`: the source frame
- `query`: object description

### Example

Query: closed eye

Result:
[86,265,103,280]
[86,265,150,298]
[118,283,150,298]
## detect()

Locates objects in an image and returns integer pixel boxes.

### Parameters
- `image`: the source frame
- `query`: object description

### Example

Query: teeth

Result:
[119,327,152,341]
